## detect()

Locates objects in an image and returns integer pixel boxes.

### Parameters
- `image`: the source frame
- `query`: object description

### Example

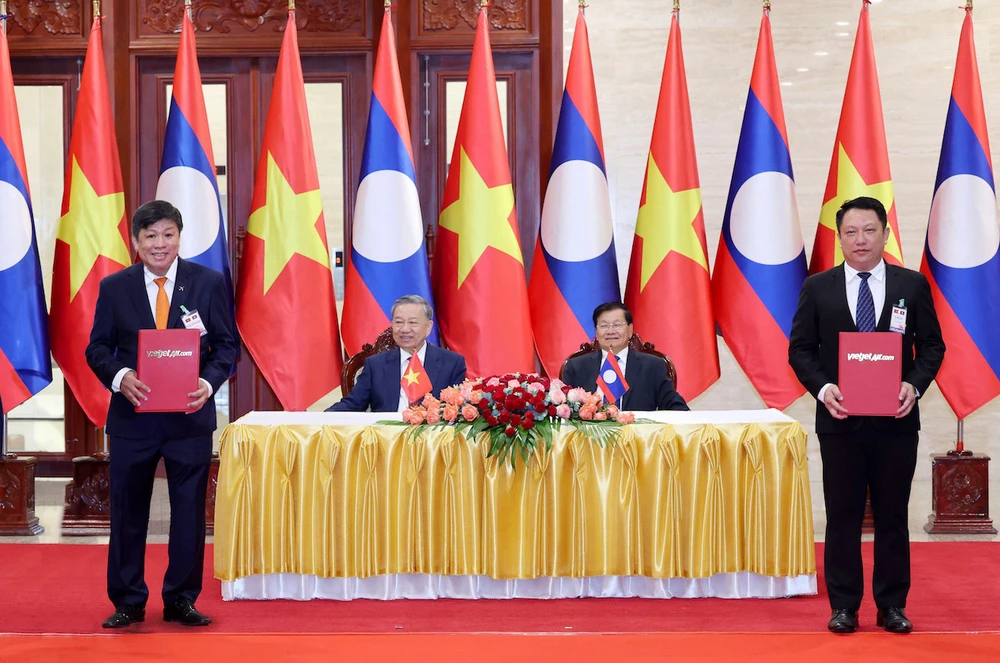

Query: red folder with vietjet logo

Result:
[136,329,201,413]
[838,332,903,417]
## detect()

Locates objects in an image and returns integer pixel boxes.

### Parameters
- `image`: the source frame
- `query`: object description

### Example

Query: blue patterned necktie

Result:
[856,272,876,332]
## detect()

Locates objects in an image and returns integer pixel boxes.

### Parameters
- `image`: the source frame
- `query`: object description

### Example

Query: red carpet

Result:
[1,542,998,636]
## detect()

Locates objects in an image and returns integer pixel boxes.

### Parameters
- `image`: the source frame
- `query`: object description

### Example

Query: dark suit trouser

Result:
[108,429,212,608]
[818,420,918,611]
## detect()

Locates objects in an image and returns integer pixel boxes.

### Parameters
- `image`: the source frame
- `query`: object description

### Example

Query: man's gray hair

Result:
[391,295,434,321]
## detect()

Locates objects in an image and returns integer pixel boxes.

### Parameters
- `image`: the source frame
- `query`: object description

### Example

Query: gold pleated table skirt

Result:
[213,412,815,599]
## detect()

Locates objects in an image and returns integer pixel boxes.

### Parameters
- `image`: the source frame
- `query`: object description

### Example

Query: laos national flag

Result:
[341,9,436,355]
[712,9,806,410]
[0,24,52,413]
[528,7,618,378]
[920,9,1000,419]
[155,11,235,330]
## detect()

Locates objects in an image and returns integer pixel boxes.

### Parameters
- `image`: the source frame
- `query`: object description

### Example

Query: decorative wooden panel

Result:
[138,0,364,37]
[422,0,527,33]
[6,0,84,35]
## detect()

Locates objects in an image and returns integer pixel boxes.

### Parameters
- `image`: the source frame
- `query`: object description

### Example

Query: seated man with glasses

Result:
[562,302,688,411]
[327,295,467,412]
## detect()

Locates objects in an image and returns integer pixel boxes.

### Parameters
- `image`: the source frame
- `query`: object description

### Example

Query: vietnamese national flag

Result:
[623,9,719,401]
[49,14,131,427]
[236,11,343,411]
[809,0,902,274]
[432,8,533,377]
[0,21,52,413]
[400,353,432,406]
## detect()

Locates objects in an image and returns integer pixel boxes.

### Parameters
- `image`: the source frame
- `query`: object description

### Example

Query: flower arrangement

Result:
[397,373,635,467]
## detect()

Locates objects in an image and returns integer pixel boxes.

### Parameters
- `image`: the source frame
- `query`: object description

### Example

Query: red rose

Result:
[522,418,534,431]
[548,405,557,416]
[535,403,547,413]
[487,416,499,426]
[524,411,535,422]
[498,412,511,425]
[510,414,522,428]
[505,426,516,437]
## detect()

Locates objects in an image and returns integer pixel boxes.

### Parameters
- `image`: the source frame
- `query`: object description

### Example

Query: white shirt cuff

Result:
[199,378,214,398]
[817,383,834,404]
[111,367,132,393]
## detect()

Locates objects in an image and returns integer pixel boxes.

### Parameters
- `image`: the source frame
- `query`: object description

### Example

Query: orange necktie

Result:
[154,277,169,330]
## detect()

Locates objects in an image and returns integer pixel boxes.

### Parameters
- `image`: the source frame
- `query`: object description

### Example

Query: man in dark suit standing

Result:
[789,196,944,634]
[328,295,466,412]
[86,200,236,629]
[562,302,688,411]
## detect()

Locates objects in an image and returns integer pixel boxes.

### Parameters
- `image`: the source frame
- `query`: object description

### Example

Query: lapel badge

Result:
[179,285,185,292]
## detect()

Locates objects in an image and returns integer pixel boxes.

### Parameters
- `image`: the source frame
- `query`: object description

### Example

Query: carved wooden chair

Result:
[558,332,677,389]
[341,327,398,396]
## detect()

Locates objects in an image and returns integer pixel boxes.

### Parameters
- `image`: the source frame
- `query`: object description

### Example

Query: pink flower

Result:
[440,386,464,407]
[460,383,474,401]
[409,409,426,425]
[585,392,603,407]
[549,378,566,391]
[469,389,484,404]
[567,387,588,404]
[526,381,545,395]
[401,408,416,424]
[579,404,597,420]
[461,404,479,422]
[556,403,572,419]
[606,405,620,418]
[425,408,441,424]
[593,411,607,421]
[442,404,459,422]
[616,412,635,424]
[548,385,567,405]
[486,377,502,387]
[507,379,521,389]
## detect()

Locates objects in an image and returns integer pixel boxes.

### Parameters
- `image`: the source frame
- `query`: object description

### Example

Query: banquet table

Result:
[213,410,816,600]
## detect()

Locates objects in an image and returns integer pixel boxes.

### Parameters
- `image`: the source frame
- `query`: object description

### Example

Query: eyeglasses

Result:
[597,322,628,332]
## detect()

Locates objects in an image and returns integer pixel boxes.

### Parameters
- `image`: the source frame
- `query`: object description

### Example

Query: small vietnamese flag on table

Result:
[401,353,432,405]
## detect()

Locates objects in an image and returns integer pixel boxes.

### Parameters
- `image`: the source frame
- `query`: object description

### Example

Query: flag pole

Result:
[289,0,295,12]
[763,0,770,14]
[1,1,8,457]
[93,0,100,20]
[385,0,391,10]
[1,0,7,37]
[185,0,192,19]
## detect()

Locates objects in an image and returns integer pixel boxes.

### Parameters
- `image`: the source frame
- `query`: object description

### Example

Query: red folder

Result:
[136,329,201,413]
[838,332,903,417]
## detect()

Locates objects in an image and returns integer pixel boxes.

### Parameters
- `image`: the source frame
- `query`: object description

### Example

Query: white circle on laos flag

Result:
[353,170,423,262]
[928,174,1000,268]
[602,369,618,384]
[156,166,221,258]
[0,180,32,271]
[541,160,614,261]
[730,171,803,265]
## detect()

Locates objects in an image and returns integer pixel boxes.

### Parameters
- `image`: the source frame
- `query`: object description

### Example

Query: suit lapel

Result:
[129,265,156,329]
[423,344,441,393]
[168,259,191,329]
[620,353,637,410]
[385,348,401,410]
[832,264,856,331]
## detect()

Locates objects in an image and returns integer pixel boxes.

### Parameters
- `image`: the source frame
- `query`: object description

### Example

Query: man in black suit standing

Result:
[328,295,467,412]
[562,302,688,411]
[789,196,944,634]
[86,200,236,629]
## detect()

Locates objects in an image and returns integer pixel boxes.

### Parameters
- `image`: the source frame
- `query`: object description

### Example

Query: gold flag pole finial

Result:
[93,0,101,19]
[966,0,973,12]
[289,0,295,12]
[480,0,489,11]
[1,0,7,37]
[673,0,680,11]
[579,0,588,9]
[384,0,391,10]
[763,0,771,12]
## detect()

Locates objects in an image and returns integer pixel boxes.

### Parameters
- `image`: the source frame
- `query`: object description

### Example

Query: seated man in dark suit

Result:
[328,295,467,412]
[562,302,688,411]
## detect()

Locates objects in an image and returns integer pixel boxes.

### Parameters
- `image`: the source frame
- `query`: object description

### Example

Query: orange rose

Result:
[461,404,479,421]
[443,404,459,423]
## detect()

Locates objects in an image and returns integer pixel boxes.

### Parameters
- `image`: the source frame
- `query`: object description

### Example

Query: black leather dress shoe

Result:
[877,607,913,633]
[827,608,859,633]
[102,604,145,629]
[163,599,212,626]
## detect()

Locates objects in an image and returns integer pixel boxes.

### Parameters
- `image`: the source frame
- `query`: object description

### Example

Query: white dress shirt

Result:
[818,259,887,403]
[112,258,212,396]
[398,343,428,412]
